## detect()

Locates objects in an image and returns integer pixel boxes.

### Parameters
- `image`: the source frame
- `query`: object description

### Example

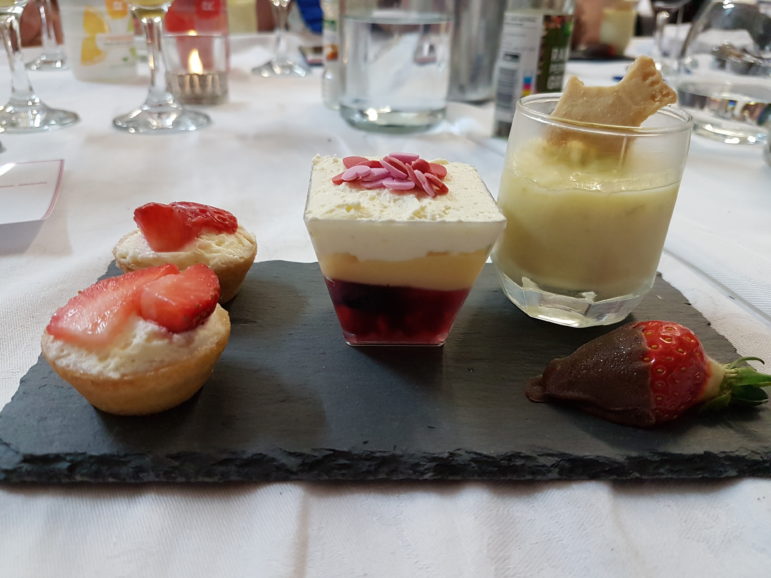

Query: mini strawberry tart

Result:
[41,264,230,415]
[113,201,257,303]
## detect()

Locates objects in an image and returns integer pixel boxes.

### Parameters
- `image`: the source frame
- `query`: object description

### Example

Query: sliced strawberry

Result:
[46,265,178,349]
[134,203,197,252]
[134,202,238,252]
[171,201,238,235]
[139,264,220,333]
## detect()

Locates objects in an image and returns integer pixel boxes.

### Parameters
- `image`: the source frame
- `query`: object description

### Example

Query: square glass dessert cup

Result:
[492,93,693,328]
[305,155,506,346]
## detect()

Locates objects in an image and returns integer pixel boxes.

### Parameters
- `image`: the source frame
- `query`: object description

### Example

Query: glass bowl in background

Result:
[673,0,771,145]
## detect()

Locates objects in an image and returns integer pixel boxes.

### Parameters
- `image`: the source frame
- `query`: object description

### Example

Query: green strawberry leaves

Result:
[701,357,771,412]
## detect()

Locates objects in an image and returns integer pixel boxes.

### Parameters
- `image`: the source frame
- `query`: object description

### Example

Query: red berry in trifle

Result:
[304,154,506,346]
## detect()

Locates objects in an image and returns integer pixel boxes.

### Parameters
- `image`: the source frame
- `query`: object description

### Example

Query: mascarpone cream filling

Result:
[113,226,256,270]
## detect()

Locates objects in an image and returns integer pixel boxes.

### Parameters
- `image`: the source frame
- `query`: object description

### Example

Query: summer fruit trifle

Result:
[527,320,771,427]
[113,201,257,303]
[41,264,230,416]
[304,153,506,346]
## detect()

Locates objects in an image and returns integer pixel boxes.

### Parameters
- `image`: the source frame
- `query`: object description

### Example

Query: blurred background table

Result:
[1,34,770,577]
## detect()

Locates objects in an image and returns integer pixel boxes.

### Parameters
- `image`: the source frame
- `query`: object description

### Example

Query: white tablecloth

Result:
[1,36,770,577]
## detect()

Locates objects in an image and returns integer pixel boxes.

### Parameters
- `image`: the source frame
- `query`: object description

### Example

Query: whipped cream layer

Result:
[113,226,256,270]
[42,305,227,379]
[305,155,506,262]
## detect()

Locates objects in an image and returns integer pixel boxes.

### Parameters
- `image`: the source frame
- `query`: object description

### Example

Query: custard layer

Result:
[318,250,491,291]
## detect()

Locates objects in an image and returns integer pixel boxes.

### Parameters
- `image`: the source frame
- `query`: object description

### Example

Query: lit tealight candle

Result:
[168,36,228,106]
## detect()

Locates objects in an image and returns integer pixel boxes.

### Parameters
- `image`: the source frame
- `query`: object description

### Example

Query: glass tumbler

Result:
[492,93,693,328]
[338,0,453,132]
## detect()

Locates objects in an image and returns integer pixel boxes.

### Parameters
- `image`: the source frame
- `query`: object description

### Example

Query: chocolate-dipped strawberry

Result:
[527,320,771,427]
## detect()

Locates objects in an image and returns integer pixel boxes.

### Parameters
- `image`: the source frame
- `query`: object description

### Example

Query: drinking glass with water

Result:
[338,0,453,132]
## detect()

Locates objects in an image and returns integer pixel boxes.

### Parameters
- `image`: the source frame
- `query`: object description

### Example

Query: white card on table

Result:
[0,159,64,225]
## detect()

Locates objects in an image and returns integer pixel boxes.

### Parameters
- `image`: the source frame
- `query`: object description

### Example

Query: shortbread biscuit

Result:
[552,56,676,127]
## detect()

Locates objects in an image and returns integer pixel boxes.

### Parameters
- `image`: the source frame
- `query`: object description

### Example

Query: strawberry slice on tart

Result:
[139,264,220,334]
[134,201,238,252]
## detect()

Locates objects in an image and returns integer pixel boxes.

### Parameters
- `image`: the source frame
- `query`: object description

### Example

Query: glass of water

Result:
[338,0,453,132]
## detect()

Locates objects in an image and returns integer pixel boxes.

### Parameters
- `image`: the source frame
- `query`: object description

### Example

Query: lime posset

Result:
[492,92,692,328]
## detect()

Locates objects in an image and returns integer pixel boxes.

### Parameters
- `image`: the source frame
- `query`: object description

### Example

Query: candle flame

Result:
[188,48,203,75]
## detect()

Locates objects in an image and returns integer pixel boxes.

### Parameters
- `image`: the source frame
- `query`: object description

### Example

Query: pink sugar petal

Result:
[429,162,447,179]
[412,158,430,173]
[342,165,371,181]
[360,178,387,189]
[425,172,449,195]
[362,167,389,181]
[343,156,369,168]
[388,152,420,163]
[331,172,345,185]
[384,155,411,176]
[382,178,416,191]
[404,163,418,187]
[414,169,435,197]
[380,158,408,179]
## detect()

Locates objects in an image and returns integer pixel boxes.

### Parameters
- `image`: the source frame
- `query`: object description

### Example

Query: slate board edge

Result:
[2,446,771,484]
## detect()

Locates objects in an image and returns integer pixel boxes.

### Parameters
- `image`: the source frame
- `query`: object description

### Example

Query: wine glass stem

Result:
[0,14,39,106]
[38,0,62,57]
[140,14,175,108]
[272,5,290,65]
[654,9,671,59]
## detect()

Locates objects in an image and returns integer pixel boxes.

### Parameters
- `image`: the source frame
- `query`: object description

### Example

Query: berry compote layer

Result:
[325,277,469,346]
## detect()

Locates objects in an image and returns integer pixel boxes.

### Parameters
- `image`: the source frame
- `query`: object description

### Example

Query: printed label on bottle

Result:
[59,1,136,81]
[323,17,338,63]
[493,11,573,136]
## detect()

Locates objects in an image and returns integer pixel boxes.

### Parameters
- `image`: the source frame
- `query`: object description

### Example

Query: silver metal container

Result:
[448,0,506,102]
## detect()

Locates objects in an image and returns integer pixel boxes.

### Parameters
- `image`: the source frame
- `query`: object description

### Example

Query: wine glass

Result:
[27,0,67,71]
[113,0,210,133]
[252,0,309,77]
[0,0,78,131]
[651,0,691,73]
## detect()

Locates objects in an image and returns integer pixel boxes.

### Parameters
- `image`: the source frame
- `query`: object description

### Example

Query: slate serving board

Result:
[1,261,770,484]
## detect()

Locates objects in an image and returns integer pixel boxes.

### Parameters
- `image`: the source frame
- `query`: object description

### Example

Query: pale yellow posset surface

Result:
[305,156,506,291]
